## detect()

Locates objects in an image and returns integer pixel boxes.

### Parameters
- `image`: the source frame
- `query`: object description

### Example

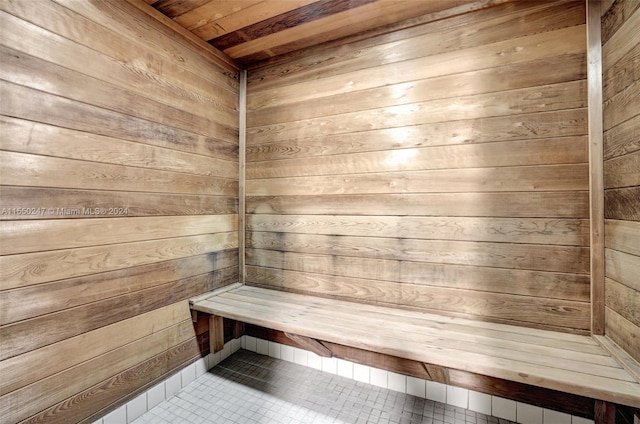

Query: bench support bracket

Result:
[284,333,333,358]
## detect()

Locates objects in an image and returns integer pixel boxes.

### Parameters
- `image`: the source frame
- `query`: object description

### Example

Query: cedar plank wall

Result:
[601,0,640,361]
[0,1,239,423]
[245,0,591,334]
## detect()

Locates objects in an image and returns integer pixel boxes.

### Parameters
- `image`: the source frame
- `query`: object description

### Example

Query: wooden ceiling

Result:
[148,0,479,65]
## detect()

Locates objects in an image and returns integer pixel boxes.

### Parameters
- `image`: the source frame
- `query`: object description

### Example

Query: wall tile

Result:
[293,347,309,366]
[165,373,182,398]
[353,363,371,383]
[322,357,338,374]
[308,352,323,370]
[256,339,269,355]
[517,402,543,424]
[388,372,407,393]
[468,390,491,415]
[268,341,282,359]
[103,405,126,424]
[126,393,147,423]
[426,381,447,403]
[447,386,468,409]
[244,336,257,352]
[406,376,426,398]
[370,368,388,389]
[180,363,196,388]
[337,359,354,379]
[280,344,295,362]
[194,357,207,378]
[544,409,571,424]
[493,396,517,421]
[146,382,165,410]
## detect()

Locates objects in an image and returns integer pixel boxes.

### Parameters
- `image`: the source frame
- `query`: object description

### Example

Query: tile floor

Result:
[131,350,517,424]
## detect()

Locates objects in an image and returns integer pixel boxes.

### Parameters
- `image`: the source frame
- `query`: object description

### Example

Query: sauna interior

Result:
[0,0,639,423]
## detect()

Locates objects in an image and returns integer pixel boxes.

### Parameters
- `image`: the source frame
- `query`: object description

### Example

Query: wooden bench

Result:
[190,283,640,416]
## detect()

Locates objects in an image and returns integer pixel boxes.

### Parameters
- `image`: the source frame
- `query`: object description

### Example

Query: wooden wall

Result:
[601,0,640,361]
[0,1,239,423]
[245,0,591,334]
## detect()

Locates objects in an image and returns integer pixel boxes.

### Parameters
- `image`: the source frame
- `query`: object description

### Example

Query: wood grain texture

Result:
[245,0,589,334]
[0,1,239,421]
[0,266,238,361]
[605,187,640,221]
[246,249,590,302]
[247,193,589,218]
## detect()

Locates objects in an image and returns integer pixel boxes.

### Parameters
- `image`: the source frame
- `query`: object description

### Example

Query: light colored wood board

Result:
[0,232,238,290]
[235,285,599,347]
[594,334,640,383]
[604,114,640,160]
[247,81,587,142]
[246,192,589,218]
[0,117,238,179]
[0,215,237,255]
[189,282,244,305]
[0,186,237,220]
[0,319,195,423]
[603,80,640,131]
[245,249,590,302]
[246,164,589,196]
[223,0,474,60]
[0,266,238,360]
[172,0,263,31]
[606,277,640,327]
[201,291,640,406]
[229,283,595,362]
[604,150,640,189]
[602,6,640,71]
[605,219,640,256]
[0,250,238,325]
[247,232,590,274]
[602,41,639,101]
[247,109,587,157]
[120,0,239,72]
[247,215,589,246]
[0,50,238,155]
[601,0,640,44]
[245,0,540,75]
[588,0,605,337]
[605,187,640,221]
[0,80,238,159]
[244,275,590,335]
[239,70,247,284]
[0,151,237,196]
[21,337,203,424]
[247,1,584,93]
[53,0,239,87]
[247,54,587,125]
[189,0,315,40]
[605,307,640,363]
[0,8,237,126]
[246,25,586,110]
[247,137,588,179]
[605,248,640,291]
[0,302,190,396]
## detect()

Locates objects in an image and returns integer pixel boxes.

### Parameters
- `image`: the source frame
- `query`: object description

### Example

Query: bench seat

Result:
[190,284,640,409]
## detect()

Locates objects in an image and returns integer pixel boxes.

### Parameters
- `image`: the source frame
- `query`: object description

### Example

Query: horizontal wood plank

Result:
[0,302,189,396]
[247,137,588,178]
[604,150,640,189]
[604,187,640,221]
[1,232,238,290]
[0,250,238,325]
[247,25,586,109]
[605,307,640,363]
[246,192,589,218]
[0,215,237,255]
[604,114,640,160]
[247,232,589,274]
[247,109,587,157]
[248,81,586,143]
[247,215,589,246]
[0,150,237,196]
[605,219,640,256]
[246,249,590,302]
[0,80,238,159]
[605,278,640,327]
[247,164,588,195]
[605,248,640,291]
[0,266,237,360]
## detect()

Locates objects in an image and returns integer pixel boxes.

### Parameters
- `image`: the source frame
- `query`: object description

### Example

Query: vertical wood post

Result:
[238,70,247,284]
[209,315,224,354]
[594,400,616,424]
[586,0,605,335]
